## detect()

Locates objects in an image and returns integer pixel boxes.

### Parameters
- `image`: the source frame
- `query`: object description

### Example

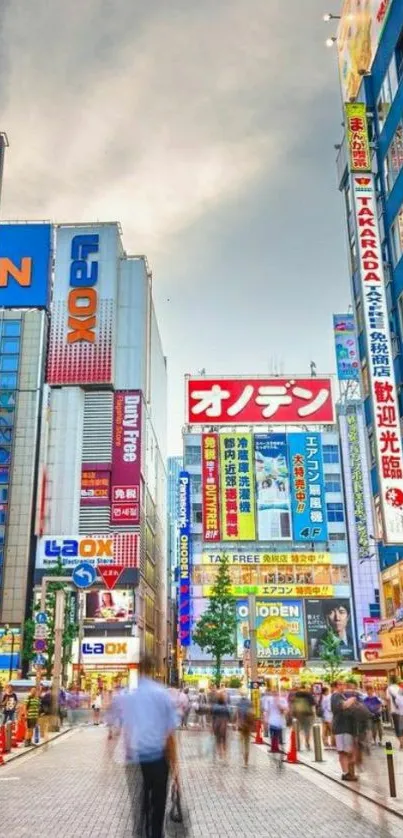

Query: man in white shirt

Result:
[320,686,333,747]
[265,689,288,754]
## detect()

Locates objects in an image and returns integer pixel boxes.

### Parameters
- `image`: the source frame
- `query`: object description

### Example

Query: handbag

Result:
[165,780,190,837]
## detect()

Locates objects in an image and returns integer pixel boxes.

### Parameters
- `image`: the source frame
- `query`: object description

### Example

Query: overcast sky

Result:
[0,0,350,454]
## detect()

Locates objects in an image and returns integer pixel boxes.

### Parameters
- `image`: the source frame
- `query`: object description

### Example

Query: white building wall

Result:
[44,388,84,535]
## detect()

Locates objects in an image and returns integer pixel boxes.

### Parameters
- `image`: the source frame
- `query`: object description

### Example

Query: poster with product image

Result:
[306,598,355,661]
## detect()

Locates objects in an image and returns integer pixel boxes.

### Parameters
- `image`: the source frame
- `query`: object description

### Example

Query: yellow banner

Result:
[201,551,331,565]
[345,103,371,172]
[220,433,256,541]
[203,584,335,598]
[380,627,403,658]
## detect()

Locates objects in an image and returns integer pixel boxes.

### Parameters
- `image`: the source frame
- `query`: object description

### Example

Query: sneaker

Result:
[345,774,358,782]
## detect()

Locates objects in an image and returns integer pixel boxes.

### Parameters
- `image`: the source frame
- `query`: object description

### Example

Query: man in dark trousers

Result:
[119,656,178,838]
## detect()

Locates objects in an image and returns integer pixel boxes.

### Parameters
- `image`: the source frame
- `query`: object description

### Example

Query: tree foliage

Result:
[319,629,345,683]
[22,560,78,678]
[192,554,237,686]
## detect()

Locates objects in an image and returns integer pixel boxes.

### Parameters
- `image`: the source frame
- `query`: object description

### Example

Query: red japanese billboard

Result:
[202,433,221,542]
[186,377,334,425]
[111,391,142,525]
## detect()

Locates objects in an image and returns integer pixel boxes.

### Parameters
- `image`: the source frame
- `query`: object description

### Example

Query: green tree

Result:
[22,560,78,678]
[319,629,345,683]
[192,554,237,686]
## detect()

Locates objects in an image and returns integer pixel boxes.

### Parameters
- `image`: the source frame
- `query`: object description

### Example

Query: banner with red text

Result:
[111,391,142,525]
[202,433,221,542]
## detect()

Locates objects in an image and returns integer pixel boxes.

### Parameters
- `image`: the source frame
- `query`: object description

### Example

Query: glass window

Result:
[0,506,7,525]
[396,29,403,82]
[190,475,201,494]
[185,447,201,466]
[325,477,341,493]
[0,487,8,503]
[361,361,370,398]
[0,426,12,444]
[0,392,16,408]
[0,447,11,465]
[326,502,344,523]
[385,122,403,194]
[2,322,21,337]
[193,504,202,524]
[1,339,19,354]
[322,445,339,464]
[0,373,17,389]
[0,468,9,484]
[377,55,398,130]
[0,356,18,372]
[391,205,403,266]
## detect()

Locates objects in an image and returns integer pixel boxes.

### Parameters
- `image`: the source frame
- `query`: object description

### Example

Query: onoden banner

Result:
[219,433,256,541]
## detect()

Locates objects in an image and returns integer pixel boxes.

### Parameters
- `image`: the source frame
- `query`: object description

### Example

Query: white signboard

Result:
[353,173,403,544]
[72,636,140,666]
[36,533,140,570]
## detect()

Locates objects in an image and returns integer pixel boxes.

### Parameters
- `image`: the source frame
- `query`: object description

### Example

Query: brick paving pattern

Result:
[1,726,402,837]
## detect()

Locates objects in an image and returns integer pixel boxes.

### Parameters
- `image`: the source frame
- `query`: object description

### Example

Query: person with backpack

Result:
[236,688,254,767]
[292,683,315,750]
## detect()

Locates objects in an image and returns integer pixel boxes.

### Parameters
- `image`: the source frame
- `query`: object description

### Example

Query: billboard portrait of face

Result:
[306,598,355,661]
[84,589,134,622]
[255,434,292,540]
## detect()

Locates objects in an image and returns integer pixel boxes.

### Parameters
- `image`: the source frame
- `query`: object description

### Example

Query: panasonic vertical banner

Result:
[111,391,142,525]
[47,224,119,385]
[178,471,191,646]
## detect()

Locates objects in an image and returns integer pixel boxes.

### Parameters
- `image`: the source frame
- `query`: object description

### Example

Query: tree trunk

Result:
[215,655,221,687]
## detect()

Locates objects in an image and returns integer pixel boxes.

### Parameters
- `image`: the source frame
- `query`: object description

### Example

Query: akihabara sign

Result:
[36,533,140,569]
[111,391,141,525]
[353,174,403,544]
[47,224,118,385]
[186,378,334,425]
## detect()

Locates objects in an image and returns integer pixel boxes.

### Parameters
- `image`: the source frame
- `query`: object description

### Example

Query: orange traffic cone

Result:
[0,726,5,766]
[254,719,264,745]
[16,716,25,744]
[287,727,298,764]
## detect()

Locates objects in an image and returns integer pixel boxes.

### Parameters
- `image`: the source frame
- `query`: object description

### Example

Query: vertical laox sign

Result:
[178,471,191,646]
[111,391,141,525]
[352,174,403,544]
[47,224,117,385]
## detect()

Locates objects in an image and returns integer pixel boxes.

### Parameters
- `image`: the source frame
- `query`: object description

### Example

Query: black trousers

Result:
[140,756,169,838]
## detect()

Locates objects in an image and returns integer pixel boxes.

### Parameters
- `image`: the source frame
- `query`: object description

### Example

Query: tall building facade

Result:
[180,374,359,683]
[0,221,167,687]
[334,1,403,668]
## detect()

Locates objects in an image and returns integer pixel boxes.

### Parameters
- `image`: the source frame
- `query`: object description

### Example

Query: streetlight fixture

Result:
[326,36,337,48]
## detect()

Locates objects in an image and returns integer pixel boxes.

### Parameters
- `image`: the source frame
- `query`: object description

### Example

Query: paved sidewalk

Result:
[297,735,403,816]
[1,725,403,837]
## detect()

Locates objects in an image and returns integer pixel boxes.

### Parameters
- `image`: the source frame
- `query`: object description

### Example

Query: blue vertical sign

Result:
[178,471,191,646]
[289,433,327,542]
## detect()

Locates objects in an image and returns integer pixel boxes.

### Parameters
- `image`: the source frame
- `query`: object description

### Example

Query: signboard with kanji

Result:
[98,564,125,591]
[186,377,334,425]
[345,103,371,172]
[219,433,256,541]
[288,433,328,543]
[353,173,403,544]
[202,433,221,541]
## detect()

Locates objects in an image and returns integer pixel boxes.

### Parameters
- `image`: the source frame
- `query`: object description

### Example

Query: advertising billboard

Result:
[187,377,334,425]
[333,314,359,381]
[36,532,140,569]
[111,391,142,525]
[255,434,292,541]
[84,589,134,622]
[178,471,191,646]
[81,468,110,505]
[202,433,221,541]
[0,627,21,676]
[47,224,119,385]
[236,600,305,660]
[75,636,139,666]
[337,0,393,101]
[362,616,381,648]
[289,433,328,543]
[0,223,51,308]
[205,584,335,598]
[353,173,403,544]
[346,410,371,560]
[201,551,331,565]
[345,103,371,172]
[220,433,256,541]
[306,598,355,661]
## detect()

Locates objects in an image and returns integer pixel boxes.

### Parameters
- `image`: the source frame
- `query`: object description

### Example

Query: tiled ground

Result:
[1,725,403,837]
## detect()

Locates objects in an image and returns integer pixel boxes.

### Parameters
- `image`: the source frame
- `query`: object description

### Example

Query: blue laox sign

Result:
[67,234,99,344]
[36,535,113,569]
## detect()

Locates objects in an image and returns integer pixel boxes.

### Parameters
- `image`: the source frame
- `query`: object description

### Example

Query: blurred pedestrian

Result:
[92,690,102,725]
[386,675,400,740]
[292,683,315,750]
[364,685,383,745]
[261,683,272,737]
[236,687,254,768]
[178,687,190,729]
[266,687,288,755]
[39,684,52,742]
[1,683,18,724]
[330,680,357,781]
[211,690,231,761]
[25,687,40,747]
[320,686,333,747]
[119,656,178,838]
[393,683,403,749]
[195,688,208,729]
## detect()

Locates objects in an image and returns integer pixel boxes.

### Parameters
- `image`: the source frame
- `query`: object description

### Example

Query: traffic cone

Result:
[287,727,298,764]
[0,726,5,766]
[254,719,264,745]
[16,717,26,744]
